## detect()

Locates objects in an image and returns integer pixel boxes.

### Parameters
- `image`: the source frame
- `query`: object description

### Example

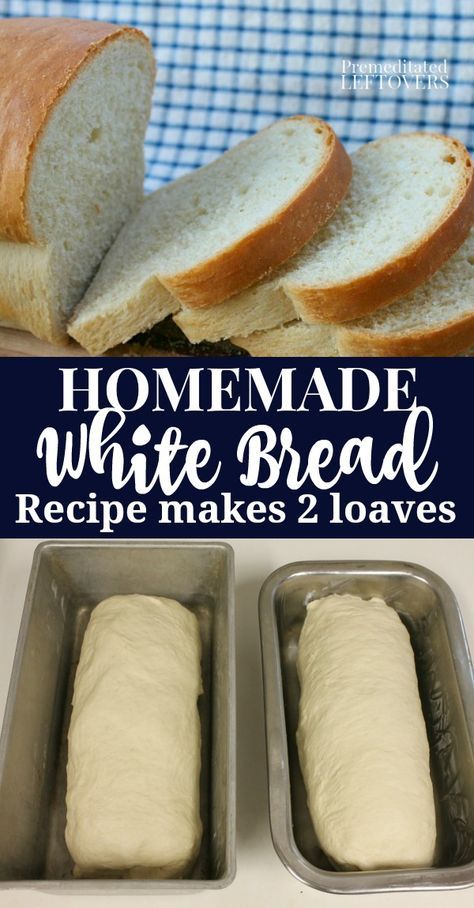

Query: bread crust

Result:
[285,134,474,323]
[337,311,474,356]
[161,117,352,309]
[0,17,154,244]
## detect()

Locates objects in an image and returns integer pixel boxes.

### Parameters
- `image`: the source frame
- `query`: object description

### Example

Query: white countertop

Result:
[0,537,472,908]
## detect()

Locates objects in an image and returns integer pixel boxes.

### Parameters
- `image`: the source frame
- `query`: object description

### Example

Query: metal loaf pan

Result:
[0,540,235,893]
[259,560,474,894]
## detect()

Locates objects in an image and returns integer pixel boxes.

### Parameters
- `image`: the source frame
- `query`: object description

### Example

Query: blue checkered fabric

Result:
[1,0,473,192]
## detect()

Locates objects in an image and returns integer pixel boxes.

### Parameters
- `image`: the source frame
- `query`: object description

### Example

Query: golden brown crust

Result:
[286,135,474,324]
[0,17,153,244]
[336,311,474,356]
[161,118,352,309]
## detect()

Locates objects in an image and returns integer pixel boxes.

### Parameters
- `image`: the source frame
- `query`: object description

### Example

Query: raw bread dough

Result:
[65,594,202,878]
[296,593,436,871]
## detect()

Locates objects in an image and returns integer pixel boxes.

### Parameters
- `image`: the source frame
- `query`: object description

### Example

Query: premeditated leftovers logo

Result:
[341,59,449,90]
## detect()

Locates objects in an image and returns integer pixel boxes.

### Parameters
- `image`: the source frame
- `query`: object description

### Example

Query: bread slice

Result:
[178,133,474,344]
[337,229,474,355]
[233,319,474,358]
[233,321,337,356]
[68,116,351,354]
[0,18,155,344]
[285,132,474,323]
[174,276,296,343]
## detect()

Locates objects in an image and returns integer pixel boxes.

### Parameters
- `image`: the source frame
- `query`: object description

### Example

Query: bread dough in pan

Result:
[297,593,436,871]
[66,594,202,878]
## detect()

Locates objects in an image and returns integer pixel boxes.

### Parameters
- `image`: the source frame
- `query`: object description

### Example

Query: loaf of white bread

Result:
[0,18,155,344]
[70,128,474,357]
[1,17,473,356]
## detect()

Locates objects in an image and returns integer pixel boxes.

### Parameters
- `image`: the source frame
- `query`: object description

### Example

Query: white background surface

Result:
[0,537,472,908]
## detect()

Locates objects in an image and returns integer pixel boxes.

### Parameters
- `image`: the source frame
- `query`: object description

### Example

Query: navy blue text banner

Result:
[0,358,471,538]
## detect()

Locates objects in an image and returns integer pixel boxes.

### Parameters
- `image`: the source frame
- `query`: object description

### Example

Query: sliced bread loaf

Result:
[68,116,351,354]
[0,18,155,344]
[178,132,474,345]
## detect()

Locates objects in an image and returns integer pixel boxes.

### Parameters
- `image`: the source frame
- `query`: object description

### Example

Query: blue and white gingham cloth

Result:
[1,0,473,192]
